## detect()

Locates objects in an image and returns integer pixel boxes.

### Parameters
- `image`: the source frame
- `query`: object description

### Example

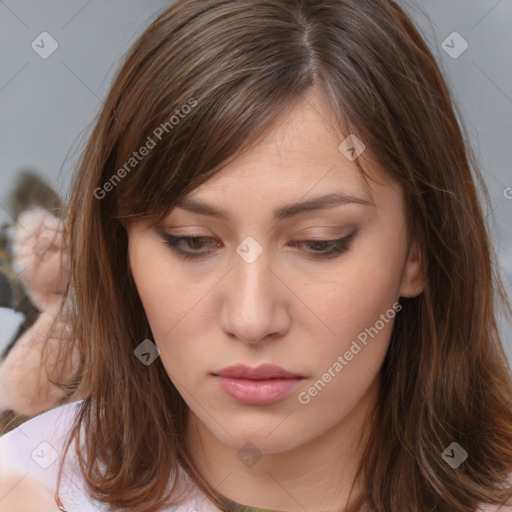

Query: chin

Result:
[204,415,308,454]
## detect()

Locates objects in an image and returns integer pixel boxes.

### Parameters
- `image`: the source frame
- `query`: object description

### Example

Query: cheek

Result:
[311,248,403,331]
[128,234,212,371]
[295,269,400,418]
[128,234,177,332]
[299,235,405,369]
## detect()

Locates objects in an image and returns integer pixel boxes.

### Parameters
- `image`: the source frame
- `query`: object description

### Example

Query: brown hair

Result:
[46,0,512,510]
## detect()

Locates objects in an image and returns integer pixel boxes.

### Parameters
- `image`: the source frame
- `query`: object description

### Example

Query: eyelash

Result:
[160,232,356,260]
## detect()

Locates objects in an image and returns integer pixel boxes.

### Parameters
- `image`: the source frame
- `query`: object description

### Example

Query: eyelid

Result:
[158,224,354,237]
[159,230,357,261]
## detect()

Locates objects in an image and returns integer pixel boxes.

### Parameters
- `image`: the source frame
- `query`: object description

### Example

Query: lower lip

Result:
[214,376,303,405]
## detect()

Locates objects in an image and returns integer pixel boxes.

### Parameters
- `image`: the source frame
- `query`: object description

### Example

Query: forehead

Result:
[171,89,399,218]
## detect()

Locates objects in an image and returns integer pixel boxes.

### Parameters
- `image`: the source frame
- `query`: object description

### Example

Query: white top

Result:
[0,400,221,511]
[0,400,510,512]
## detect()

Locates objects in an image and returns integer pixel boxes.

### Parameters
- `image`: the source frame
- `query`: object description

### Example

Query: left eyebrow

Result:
[174,192,375,222]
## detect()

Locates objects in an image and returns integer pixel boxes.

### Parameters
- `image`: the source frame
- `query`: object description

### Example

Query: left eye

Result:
[160,233,356,260]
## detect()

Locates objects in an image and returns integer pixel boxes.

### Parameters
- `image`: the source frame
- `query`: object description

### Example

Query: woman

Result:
[1,0,511,511]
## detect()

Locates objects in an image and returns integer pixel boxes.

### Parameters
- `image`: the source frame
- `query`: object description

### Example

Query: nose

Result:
[219,246,291,345]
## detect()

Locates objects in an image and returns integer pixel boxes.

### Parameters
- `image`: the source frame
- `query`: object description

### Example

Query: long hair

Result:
[47,0,512,510]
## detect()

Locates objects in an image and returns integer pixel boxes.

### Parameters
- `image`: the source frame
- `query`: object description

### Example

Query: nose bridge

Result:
[232,238,275,311]
[221,236,288,342]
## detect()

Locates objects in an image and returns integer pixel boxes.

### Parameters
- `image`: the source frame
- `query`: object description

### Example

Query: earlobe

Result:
[399,237,425,298]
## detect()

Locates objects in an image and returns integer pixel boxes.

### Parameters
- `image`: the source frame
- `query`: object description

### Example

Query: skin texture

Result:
[126,87,424,511]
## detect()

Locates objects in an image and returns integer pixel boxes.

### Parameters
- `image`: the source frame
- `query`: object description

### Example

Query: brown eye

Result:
[290,232,356,259]
[161,235,220,259]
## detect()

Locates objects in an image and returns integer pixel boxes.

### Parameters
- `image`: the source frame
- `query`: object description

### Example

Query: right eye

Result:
[160,234,220,259]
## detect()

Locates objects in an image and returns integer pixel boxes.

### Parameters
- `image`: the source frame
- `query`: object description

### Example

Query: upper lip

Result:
[213,364,303,380]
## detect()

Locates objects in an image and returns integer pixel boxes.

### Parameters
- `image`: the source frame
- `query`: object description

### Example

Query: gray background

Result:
[0,1,511,362]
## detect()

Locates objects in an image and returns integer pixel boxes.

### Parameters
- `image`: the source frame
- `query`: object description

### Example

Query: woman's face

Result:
[126,87,423,456]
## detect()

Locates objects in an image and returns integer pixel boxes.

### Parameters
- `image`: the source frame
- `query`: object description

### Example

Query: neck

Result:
[185,379,378,511]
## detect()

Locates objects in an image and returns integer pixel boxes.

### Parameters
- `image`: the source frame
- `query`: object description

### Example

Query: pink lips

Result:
[213,364,304,405]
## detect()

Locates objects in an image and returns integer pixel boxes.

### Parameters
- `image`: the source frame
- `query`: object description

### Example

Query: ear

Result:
[399,236,424,298]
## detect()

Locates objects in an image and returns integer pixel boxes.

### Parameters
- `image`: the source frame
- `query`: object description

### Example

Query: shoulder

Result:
[0,400,82,469]
[0,399,104,511]
[0,399,84,475]
[0,400,216,512]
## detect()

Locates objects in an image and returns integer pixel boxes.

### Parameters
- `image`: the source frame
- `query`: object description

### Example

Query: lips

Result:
[213,364,303,380]
[212,364,304,405]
